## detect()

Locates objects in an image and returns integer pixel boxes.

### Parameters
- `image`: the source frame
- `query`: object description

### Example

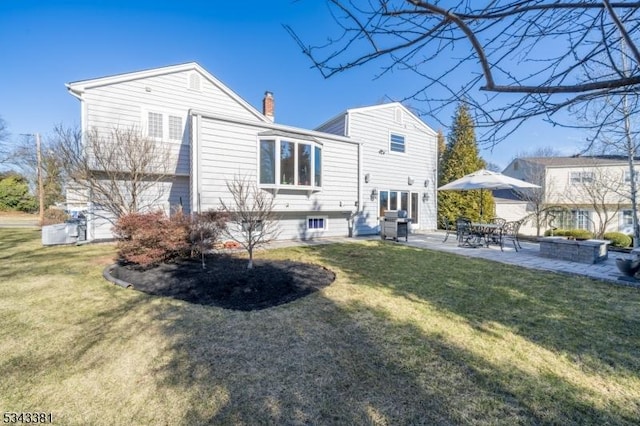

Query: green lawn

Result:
[1,228,639,425]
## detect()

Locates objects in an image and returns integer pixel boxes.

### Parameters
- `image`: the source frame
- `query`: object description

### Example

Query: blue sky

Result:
[0,0,588,169]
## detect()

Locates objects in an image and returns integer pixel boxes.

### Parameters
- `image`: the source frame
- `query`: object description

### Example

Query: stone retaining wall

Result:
[539,237,609,264]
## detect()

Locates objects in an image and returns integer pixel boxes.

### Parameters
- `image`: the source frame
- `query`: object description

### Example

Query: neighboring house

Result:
[66,62,438,241]
[500,156,636,236]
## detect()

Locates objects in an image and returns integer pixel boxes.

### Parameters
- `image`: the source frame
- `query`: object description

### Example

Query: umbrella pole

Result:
[480,188,483,222]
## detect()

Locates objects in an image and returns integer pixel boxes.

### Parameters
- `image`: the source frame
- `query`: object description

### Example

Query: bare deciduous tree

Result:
[572,42,640,245]
[0,116,10,164]
[10,135,65,209]
[52,126,173,221]
[511,149,563,237]
[287,1,640,146]
[219,175,279,269]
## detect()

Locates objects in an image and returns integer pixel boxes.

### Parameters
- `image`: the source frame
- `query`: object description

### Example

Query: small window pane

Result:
[379,191,389,218]
[390,191,398,210]
[411,193,419,225]
[401,192,408,212]
[314,146,322,187]
[148,112,163,138]
[298,143,311,186]
[390,133,405,153]
[260,140,275,184]
[280,141,294,185]
[169,116,182,140]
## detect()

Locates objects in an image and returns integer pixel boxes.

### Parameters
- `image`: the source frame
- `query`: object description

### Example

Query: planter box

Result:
[539,237,609,264]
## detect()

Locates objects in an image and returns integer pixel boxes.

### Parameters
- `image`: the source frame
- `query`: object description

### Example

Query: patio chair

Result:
[488,217,506,228]
[455,216,475,247]
[440,215,456,243]
[501,220,522,252]
[484,217,507,247]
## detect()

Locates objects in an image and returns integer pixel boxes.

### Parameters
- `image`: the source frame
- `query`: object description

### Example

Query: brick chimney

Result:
[263,91,274,122]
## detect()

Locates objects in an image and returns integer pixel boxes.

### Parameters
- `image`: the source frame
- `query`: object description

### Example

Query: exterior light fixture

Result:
[422,193,429,203]
[365,173,370,183]
[371,188,378,201]
[408,176,414,185]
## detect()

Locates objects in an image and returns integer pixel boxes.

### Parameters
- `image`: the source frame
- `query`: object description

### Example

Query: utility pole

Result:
[36,133,44,225]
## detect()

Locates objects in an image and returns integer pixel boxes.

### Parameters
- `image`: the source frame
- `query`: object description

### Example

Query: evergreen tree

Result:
[436,129,446,178]
[438,103,494,222]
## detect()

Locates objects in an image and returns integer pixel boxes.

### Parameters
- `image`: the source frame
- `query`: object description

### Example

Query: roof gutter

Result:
[65,83,83,101]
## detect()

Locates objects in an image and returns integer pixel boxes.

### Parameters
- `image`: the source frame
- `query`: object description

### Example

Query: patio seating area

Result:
[448,216,522,252]
[394,230,633,286]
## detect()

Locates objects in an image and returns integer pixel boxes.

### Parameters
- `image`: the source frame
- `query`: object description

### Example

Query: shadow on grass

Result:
[0,228,41,251]
[305,242,640,382]
[3,230,638,423]
[144,290,637,424]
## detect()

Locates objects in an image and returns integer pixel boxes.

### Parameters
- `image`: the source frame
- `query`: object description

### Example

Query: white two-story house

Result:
[66,62,438,241]
[500,156,637,236]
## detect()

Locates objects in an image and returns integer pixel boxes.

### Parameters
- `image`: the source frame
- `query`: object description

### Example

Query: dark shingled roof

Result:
[521,156,632,167]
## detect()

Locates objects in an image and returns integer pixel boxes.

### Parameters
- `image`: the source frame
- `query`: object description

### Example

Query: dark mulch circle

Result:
[108,254,336,311]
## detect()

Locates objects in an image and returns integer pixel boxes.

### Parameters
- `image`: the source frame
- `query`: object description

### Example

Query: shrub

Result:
[113,210,190,268]
[566,229,594,239]
[604,232,632,248]
[0,175,37,212]
[544,228,594,239]
[42,208,69,226]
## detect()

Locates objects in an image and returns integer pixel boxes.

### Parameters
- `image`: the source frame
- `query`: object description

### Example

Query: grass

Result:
[1,229,639,425]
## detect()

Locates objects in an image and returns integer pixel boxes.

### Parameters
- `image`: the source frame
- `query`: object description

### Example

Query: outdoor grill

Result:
[380,210,410,241]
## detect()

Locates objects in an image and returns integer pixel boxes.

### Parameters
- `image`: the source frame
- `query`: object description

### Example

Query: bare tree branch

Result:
[51,126,173,222]
[219,175,280,269]
[287,1,640,146]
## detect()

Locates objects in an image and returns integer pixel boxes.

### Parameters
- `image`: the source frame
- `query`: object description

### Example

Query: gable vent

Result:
[189,72,201,91]
[394,107,404,124]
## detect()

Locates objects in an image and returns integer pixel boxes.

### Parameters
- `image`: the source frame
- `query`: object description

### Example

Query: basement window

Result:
[307,217,327,230]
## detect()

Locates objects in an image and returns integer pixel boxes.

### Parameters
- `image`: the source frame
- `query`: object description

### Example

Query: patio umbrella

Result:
[438,169,540,219]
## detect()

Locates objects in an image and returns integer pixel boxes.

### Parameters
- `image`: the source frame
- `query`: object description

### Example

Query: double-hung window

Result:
[148,112,163,139]
[389,133,406,153]
[570,171,594,184]
[147,111,183,141]
[259,137,322,189]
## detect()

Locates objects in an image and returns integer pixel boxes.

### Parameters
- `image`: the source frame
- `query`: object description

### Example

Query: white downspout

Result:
[190,112,202,215]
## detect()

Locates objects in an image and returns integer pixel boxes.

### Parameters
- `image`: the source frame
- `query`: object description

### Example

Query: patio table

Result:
[471,223,503,248]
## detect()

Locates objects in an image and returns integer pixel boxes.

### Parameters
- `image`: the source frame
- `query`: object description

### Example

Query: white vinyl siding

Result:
[194,116,357,239]
[315,114,347,136]
[346,104,437,235]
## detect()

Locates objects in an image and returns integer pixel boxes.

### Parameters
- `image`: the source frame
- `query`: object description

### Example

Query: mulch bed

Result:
[109,255,336,311]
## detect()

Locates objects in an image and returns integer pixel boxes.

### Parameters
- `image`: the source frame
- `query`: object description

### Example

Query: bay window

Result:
[259,137,322,189]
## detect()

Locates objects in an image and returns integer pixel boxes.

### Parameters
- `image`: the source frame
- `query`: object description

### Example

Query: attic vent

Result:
[189,73,201,91]
[394,107,404,124]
